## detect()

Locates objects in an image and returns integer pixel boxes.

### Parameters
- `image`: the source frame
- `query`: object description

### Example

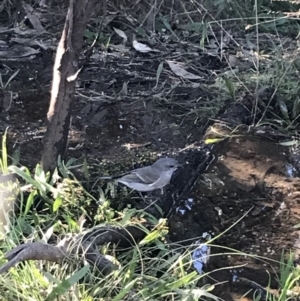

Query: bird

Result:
[99,157,180,192]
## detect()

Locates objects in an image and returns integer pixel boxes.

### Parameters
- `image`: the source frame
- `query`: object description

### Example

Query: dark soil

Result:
[1,6,300,301]
[169,137,300,300]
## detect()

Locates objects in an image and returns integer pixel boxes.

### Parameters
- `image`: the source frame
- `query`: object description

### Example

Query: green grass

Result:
[1,0,300,300]
[0,134,219,300]
[0,131,299,300]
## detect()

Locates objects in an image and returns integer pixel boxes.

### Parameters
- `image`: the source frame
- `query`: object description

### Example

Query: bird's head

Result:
[153,157,181,173]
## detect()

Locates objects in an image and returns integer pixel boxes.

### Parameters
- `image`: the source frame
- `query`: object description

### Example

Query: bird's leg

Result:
[136,191,154,204]
[128,190,147,202]
[139,191,146,201]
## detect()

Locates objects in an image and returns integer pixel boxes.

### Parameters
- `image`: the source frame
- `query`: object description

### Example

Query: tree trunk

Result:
[41,0,97,172]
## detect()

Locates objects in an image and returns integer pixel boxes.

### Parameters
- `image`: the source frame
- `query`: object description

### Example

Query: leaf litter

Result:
[1,5,300,300]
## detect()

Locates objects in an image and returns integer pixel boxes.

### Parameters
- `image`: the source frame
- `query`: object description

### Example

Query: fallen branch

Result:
[0,242,65,274]
[0,224,145,275]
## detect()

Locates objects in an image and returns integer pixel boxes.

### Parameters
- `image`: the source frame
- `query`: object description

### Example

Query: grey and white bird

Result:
[100,157,180,192]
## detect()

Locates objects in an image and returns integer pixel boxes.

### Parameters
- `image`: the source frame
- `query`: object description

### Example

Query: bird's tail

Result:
[98,171,129,180]
[98,176,114,180]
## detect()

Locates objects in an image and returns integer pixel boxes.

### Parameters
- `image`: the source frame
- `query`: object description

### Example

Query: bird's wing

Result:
[101,166,159,184]
[118,172,146,184]
[133,166,159,184]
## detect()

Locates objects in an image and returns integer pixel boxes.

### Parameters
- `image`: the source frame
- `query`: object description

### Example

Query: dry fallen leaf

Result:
[113,28,127,44]
[132,40,159,53]
[22,2,45,33]
[228,54,239,67]
[0,45,40,60]
[109,44,130,53]
[166,60,202,80]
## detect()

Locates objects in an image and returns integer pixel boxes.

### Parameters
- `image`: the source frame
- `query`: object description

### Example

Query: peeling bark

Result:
[41,0,98,172]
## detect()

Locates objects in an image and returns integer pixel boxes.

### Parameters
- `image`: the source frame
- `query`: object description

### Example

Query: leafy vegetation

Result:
[1,0,300,300]
[0,132,219,300]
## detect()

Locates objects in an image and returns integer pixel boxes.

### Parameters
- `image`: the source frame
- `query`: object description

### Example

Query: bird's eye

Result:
[169,165,174,168]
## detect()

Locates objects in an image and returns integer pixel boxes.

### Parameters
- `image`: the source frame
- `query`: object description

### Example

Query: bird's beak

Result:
[176,163,183,168]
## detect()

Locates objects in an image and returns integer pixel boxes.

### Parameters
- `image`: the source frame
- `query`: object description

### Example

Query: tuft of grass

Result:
[270,251,300,301]
[0,133,219,300]
[0,135,300,300]
[0,208,220,301]
[0,130,19,240]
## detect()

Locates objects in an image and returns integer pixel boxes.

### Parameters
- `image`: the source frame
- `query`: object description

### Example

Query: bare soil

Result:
[169,137,300,300]
[3,64,300,300]
[1,8,300,301]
